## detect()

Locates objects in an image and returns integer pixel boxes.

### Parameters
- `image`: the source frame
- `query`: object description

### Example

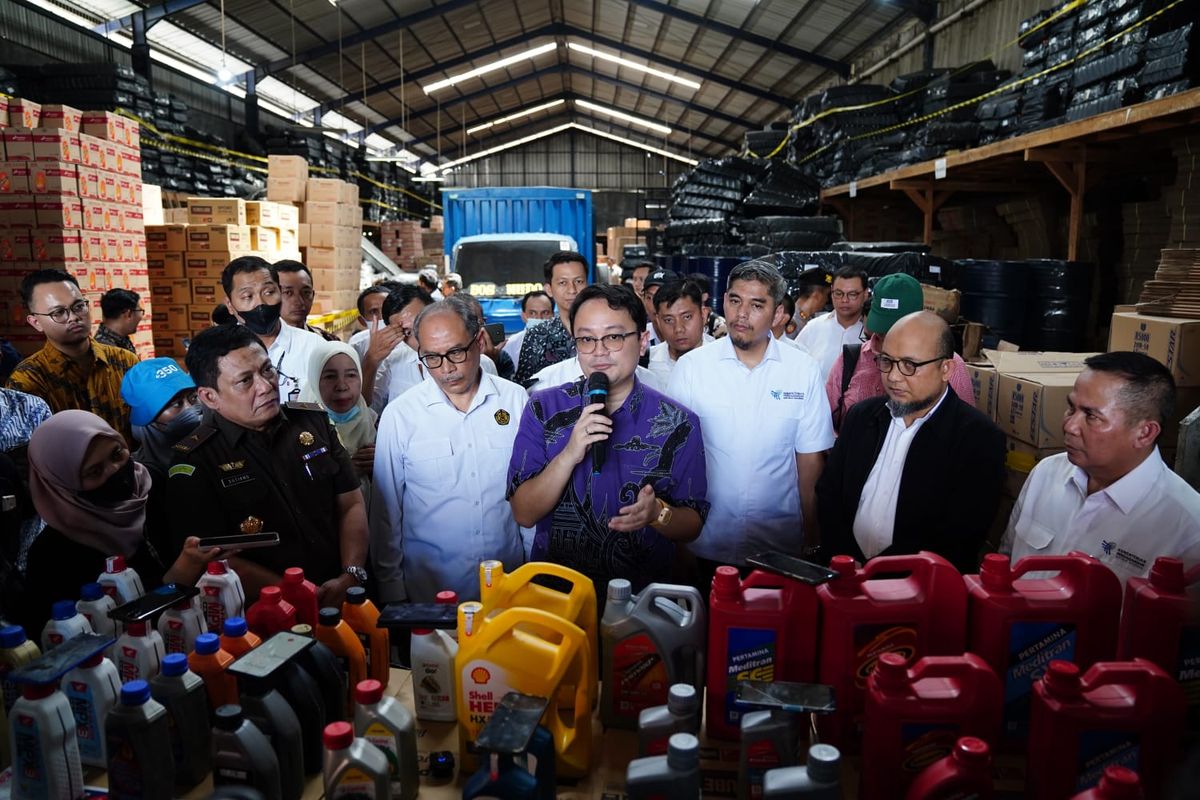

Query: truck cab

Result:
[451,233,580,334]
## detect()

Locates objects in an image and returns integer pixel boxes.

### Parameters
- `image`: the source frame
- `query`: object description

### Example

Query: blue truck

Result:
[442,187,594,334]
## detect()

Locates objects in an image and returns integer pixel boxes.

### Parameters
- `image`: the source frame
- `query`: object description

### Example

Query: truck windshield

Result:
[456,239,568,297]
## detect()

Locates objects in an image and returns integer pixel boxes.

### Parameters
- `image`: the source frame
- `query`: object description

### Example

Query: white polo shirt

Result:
[646,336,715,385]
[529,356,665,394]
[265,320,326,403]
[1001,449,1200,585]
[371,370,528,603]
[668,336,835,564]
[797,311,865,379]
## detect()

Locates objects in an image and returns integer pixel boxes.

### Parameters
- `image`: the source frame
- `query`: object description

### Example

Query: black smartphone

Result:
[746,552,838,586]
[736,680,837,714]
[484,322,505,346]
[109,583,199,623]
[476,692,548,755]
[197,532,281,551]
[378,602,459,630]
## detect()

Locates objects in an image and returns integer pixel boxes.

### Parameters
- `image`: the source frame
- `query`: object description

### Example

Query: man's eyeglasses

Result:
[419,340,475,369]
[574,331,639,354]
[832,290,863,301]
[31,299,90,325]
[874,354,951,376]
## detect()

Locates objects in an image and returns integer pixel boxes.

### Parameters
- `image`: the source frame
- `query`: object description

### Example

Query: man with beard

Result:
[816,311,1005,572]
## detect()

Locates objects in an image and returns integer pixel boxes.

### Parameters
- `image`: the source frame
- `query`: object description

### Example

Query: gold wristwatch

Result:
[651,497,673,529]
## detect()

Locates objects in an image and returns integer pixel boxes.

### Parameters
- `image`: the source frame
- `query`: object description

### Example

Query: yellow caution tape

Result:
[307,308,359,328]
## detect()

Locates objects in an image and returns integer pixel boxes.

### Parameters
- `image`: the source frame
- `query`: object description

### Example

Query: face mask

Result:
[327,405,361,424]
[154,403,203,445]
[79,458,138,507]
[525,317,548,331]
[239,302,282,335]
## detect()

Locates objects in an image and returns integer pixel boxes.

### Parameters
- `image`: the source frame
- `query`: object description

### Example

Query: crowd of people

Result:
[2,250,1198,637]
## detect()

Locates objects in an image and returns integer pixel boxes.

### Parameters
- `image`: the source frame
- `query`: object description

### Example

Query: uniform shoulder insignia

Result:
[285,401,324,412]
[172,423,217,453]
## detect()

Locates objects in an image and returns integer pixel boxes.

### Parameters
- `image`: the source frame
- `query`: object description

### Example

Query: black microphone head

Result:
[587,372,609,396]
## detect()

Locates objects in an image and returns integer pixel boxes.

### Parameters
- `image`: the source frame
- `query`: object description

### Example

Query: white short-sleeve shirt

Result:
[646,335,714,385]
[797,311,865,379]
[668,336,835,563]
[266,320,326,403]
[529,356,666,395]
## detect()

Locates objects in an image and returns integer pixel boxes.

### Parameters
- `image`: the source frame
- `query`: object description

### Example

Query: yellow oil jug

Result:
[455,601,595,778]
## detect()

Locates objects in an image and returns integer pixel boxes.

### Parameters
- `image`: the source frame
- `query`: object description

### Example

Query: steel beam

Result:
[93,0,210,35]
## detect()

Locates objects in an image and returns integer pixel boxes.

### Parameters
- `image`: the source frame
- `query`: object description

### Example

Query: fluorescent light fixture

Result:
[412,175,446,182]
[467,98,566,134]
[437,121,697,172]
[568,42,701,90]
[575,98,671,135]
[423,42,557,94]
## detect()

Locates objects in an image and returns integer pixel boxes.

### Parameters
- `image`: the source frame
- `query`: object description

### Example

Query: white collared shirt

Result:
[797,312,865,379]
[349,328,370,360]
[668,336,835,563]
[372,342,496,413]
[853,388,949,558]
[502,328,527,373]
[1001,448,1200,585]
[646,335,715,385]
[265,320,326,403]
[529,356,666,394]
[371,371,529,603]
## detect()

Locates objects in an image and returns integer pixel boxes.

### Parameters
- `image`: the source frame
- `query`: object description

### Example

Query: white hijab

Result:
[298,341,378,454]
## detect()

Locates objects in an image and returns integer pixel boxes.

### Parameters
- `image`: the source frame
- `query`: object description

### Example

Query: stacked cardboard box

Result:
[1109,310,1200,453]
[0,104,152,358]
[145,197,302,357]
[379,220,427,271]
[1166,134,1200,249]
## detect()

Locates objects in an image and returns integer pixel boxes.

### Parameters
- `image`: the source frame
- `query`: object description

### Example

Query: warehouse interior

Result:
[1,0,1200,794]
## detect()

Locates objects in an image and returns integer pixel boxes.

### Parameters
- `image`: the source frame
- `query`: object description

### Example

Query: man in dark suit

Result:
[816,310,1005,572]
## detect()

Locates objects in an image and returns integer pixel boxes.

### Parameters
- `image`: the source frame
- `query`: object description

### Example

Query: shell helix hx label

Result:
[725,628,777,726]
[1005,621,1076,738]
[613,633,667,717]
[462,660,515,735]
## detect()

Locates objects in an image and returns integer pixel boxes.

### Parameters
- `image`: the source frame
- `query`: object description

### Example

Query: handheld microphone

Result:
[586,372,610,476]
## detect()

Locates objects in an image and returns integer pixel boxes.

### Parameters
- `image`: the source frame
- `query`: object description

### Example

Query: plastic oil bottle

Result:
[97,555,144,604]
[290,623,346,724]
[1070,766,1144,800]
[280,567,319,628]
[62,651,120,768]
[237,674,306,800]
[816,552,967,751]
[149,653,212,789]
[707,566,820,740]
[76,582,118,644]
[738,709,801,800]
[600,579,706,730]
[246,586,296,638]
[626,732,701,799]
[158,595,207,655]
[198,560,245,632]
[904,736,993,800]
[211,704,282,800]
[220,616,262,659]
[354,678,419,800]
[323,720,390,798]
[1,626,42,714]
[861,652,1003,800]
[41,600,94,651]
[115,620,164,683]
[188,632,238,711]
[964,553,1122,746]
[410,604,458,723]
[343,586,390,688]
[317,607,368,715]
[9,680,84,800]
[638,683,701,756]
[762,743,842,799]
[104,679,174,799]
[456,601,594,778]
[1028,659,1185,799]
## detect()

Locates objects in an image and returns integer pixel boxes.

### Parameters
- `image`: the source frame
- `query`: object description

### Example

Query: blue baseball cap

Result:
[120,357,197,427]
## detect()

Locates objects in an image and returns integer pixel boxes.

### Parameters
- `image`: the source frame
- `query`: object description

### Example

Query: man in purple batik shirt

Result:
[507,284,709,595]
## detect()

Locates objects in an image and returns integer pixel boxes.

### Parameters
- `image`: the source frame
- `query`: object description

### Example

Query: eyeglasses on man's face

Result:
[874,354,951,376]
[31,299,90,325]
[832,290,863,301]
[574,331,639,354]
[419,339,475,369]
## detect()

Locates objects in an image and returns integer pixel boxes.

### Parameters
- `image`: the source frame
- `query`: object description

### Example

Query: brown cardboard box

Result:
[922,285,961,323]
[0,230,29,261]
[967,363,999,419]
[0,162,31,193]
[245,201,282,228]
[0,194,37,227]
[3,129,34,161]
[268,155,308,180]
[1108,311,1200,387]
[248,226,279,252]
[121,207,144,234]
[302,201,337,226]
[146,224,188,252]
[189,278,223,307]
[151,278,191,306]
[335,203,361,227]
[186,224,250,253]
[147,252,185,279]
[338,181,359,206]
[32,129,82,164]
[153,332,189,357]
[187,198,246,226]
[276,204,300,228]
[279,227,298,251]
[335,226,360,249]
[77,133,105,169]
[183,254,230,280]
[303,247,337,270]
[29,162,79,195]
[305,178,342,203]
[995,371,1079,449]
[81,111,124,143]
[9,99,41,129]
[267,177,305,204]
[38,105,82,134]
[76,167,98,199]
[27,230,82,261]
[305,224,336,249]
[35,198,83,229]
[79,231,104,262]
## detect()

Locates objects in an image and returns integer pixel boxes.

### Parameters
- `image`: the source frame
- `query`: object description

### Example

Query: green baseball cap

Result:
[865,273,923,335]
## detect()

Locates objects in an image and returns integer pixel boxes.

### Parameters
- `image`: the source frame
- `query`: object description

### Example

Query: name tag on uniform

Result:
[221,473,255,489]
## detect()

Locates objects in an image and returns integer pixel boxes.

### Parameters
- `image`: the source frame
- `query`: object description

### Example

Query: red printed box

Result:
[30,162,79,195]
[114,176,135,205]
[81,111,124,143]
[39,105,83,134]
[78,134,105,169]
[35,199,83,229]
[0,194,37,227]
[0,229,30,261]
[27,229,82,261]
[97,172,116,201]
[32,129,81,163]
[121,207,144,234]
[3,129,34,161]
[112,143,140,177]
[9,99,41,129]
[100,141,119,173]
[79,231,105,262]
[0,162,31,193]
[76,166,99,199]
